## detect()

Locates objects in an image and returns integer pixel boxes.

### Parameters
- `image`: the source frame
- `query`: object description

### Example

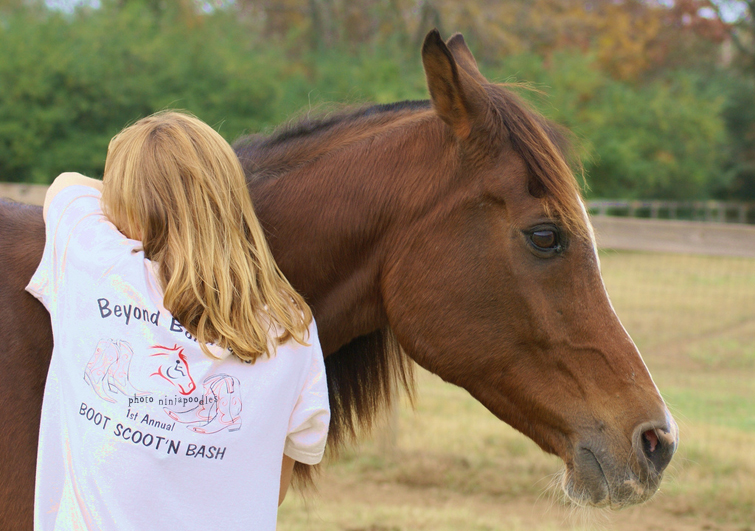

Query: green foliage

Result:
[0,3,287,182]
[717,73,755,199]
[588,74,727,199]
[0,2,742,202]
[303,44,426,105]
[498,53,728,199]
[0,3,432,183]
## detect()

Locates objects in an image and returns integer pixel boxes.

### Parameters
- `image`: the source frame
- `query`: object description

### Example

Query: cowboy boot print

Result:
[84,339,119,403]
[107,341,148,397]
[164,401,213,424]
[188,375,242,434]
[164,374,226,424]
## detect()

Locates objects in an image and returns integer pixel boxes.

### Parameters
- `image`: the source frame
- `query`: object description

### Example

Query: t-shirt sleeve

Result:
[25,185,105,308]
[284,320,330,465]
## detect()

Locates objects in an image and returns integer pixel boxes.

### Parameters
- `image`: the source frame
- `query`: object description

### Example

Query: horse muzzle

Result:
[562,412,678,508]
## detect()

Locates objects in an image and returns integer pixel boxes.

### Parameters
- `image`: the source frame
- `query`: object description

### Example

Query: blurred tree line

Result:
[0,0,753,200]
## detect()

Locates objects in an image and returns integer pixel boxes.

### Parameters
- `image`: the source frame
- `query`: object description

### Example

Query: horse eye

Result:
[524,226,565,256]
[531,230,557,249]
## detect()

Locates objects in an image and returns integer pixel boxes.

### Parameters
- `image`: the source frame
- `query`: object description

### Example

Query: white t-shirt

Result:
[26,185,330,531]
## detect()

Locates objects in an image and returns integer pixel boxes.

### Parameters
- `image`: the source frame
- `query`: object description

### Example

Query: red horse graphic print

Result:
[164,374,242,434]
[149,344,196,395]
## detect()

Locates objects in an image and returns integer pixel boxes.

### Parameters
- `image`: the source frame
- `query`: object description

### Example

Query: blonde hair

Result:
[101,111,312,362]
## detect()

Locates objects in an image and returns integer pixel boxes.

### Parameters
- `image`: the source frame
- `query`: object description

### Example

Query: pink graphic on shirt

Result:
[149,344,196,395]
[84,339,147,403]
[164,374,242,434]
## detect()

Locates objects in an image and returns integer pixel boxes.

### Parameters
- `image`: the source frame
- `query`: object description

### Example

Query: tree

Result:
[693,1,755,199]
[705,0,755,69]
[0,3,288,182]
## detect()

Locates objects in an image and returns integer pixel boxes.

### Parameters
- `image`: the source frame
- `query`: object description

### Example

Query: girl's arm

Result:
[279,454,296,506]
[43,172,103,221]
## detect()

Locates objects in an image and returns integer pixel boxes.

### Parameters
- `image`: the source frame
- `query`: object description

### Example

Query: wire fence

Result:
[593,216,755,354]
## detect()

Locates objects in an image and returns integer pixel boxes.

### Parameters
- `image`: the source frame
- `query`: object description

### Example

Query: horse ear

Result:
[421,29,488,140]
[445,33,487,85]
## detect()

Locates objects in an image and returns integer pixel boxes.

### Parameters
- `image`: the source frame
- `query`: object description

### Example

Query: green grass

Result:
[278,250,755,530]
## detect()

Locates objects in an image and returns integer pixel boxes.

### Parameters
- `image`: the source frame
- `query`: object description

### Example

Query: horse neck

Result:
[242,109,459,355]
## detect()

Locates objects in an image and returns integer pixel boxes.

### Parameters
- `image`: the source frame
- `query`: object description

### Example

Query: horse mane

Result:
[235,100,433,182]
[261,100,432,147]
[232,91,586,482]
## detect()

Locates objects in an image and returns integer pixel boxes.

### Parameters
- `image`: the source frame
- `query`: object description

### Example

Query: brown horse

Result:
[0,31,676,528]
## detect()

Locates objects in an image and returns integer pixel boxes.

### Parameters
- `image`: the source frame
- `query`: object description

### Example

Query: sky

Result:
[43,0,750,22]
[44,0,231,13]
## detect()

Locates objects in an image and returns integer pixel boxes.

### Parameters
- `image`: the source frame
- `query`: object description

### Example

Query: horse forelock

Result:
[486,86,589,238]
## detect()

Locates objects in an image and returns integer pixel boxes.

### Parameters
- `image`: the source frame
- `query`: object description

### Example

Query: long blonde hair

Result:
[101,111,312,362]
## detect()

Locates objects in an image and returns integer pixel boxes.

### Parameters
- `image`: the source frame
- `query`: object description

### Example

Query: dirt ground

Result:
[279,466,751,531]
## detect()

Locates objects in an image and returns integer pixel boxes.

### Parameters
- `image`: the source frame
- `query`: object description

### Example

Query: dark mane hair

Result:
[233,91,586,483]
[235,100,433,182]
[265,100,432,147]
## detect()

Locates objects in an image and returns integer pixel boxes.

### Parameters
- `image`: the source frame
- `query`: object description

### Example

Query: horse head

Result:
[381,30,677,508]
[149,344,197,396]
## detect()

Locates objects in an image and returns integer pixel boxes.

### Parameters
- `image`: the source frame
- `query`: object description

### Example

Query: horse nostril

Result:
[636,423,676,477]
[642,429,658,454]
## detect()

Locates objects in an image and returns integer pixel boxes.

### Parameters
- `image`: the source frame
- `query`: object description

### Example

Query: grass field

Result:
[278,250,755,531]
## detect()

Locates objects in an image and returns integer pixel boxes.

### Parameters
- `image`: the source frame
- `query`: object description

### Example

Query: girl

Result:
[26,111,329,530]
